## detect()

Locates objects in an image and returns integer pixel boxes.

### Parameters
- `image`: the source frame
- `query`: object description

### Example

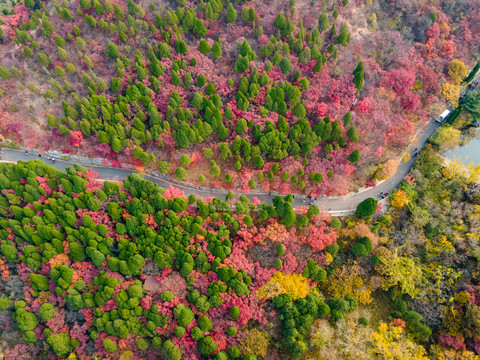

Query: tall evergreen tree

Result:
[318,13,329,31]
[212,41,222,58]
[226,3,237,24]
[353,61,364,93]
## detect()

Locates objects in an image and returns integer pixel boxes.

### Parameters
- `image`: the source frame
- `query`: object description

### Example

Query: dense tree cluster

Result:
[0,0,381,197]
[0,160,335,359]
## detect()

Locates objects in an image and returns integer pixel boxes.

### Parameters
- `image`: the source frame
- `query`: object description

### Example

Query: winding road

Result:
[0,117,438,215]
[1,74,478,214]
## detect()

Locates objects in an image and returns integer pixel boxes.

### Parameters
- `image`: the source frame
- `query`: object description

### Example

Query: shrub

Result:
[103,338,118,353]
[191,327,204,340]
[107,41,120,59]
[16,311,39,331]
[326,243,339,257]
[229,305,240,321]
[158,161,171,174]
[198,336,218,356]
[175,167,188,181]
[330,217,342,229]
[356,198,378,218]
[359,317,369,326]
[175,326,186,337]
[39,303,55,321]
[197,74,206,87]
[29,274,49,291]
[47,332,72,357]
[198,315,213,331]
[351,242,368,257]
[226,326,237,336]
[161,290,174,302]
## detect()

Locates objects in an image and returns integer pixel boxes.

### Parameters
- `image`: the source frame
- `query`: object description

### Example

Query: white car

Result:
[436,109,451,123]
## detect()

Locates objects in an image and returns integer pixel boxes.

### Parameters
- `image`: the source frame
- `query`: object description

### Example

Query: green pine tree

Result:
[318,13,329,31]
[199,40,211,55]
[212,41,222,59]
[107,41,120,59]
[313,57,322,73]
[353,61,364,93]
[226,3,237,24]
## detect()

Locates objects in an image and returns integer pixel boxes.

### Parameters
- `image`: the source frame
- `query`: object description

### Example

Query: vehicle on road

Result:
[436,109,451,123]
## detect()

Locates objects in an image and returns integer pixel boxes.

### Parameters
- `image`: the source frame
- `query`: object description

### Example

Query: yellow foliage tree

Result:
[367,13,377,32]
[307,319,429,360]
[324,252,334,266]
[433,345,478,360]
[308,319,371,359]
[443,159,480,185]
[369,323,429,360]
[389,189,409,208]
[374,247,422,298]
[442,83,461,108]
[257,271,310,301]
[320,264,372,305]
[448,59,468,85]
[434,127,461,151]
[238,329,269,358]
[425,235,455,256]
[442,305,463,336]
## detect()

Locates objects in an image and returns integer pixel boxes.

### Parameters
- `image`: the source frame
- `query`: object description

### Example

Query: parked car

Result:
[436,109,451,123]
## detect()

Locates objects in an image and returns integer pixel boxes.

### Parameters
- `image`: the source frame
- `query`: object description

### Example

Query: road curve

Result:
[0,115,440,214]
[3,67,479,214]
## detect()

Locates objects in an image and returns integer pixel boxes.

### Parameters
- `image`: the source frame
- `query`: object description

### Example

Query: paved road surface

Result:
[2,72,478,213]
[0,116,438,214]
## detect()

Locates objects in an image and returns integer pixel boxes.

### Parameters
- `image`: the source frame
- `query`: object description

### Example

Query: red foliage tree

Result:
[401,92,421,111]
[68,131,85,148]
[425,23,440,39]
[388,68,416,95]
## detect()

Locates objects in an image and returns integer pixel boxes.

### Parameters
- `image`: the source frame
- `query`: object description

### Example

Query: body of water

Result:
[444,131,480,165]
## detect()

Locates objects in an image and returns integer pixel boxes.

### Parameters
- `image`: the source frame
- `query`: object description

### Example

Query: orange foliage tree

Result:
[378,159,400,180]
